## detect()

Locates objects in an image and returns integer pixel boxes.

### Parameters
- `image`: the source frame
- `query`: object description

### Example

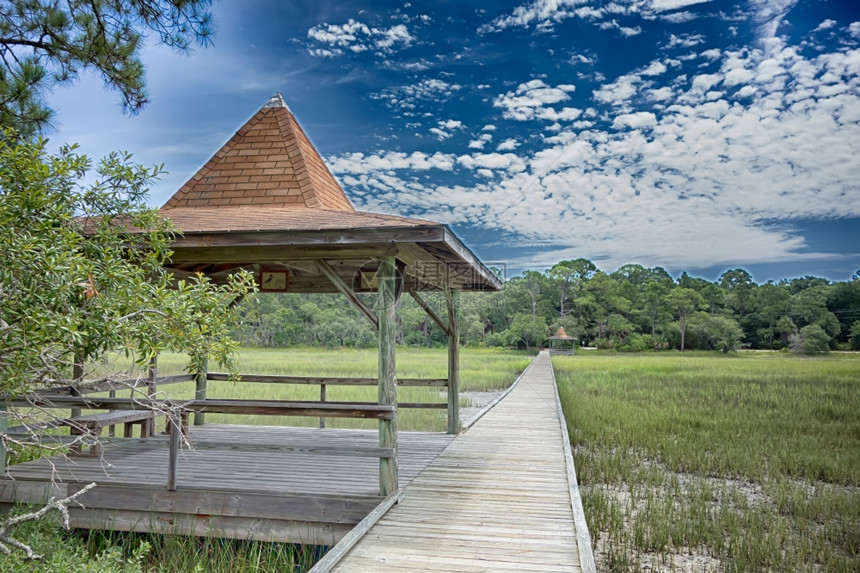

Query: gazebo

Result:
[155,92,501,487]
[0,94,502,544]
[546,327,577,354]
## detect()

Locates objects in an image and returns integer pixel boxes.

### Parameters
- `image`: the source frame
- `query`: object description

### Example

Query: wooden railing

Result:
[3,369,446,495]
[4,394,396,492]
[203,373,448,427]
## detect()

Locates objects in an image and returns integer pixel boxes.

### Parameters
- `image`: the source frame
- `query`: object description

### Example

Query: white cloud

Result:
[494,79,581,121]
[307,18,413,57]
[330,151,458,174]
[661,11,699,24]
[641,61,668,76]
[651,0,710,12]
[479,0,590,33]
[611,111,657,129]
[667,33,705,48]
[748,0,799,45]
[599,19,642,37]
[814,19,836,32]
[497,138,520,151]
[469,132,493,149]
[429,119,465,140]
[850,22,860,38]
[372,78,462,110]
[329,44,860,272]
[480,0,710,34]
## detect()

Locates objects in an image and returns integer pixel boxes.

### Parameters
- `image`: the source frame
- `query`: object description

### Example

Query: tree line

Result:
[234,259,860,354]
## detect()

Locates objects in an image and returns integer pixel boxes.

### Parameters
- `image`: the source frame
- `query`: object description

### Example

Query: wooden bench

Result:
[65,411,156,455]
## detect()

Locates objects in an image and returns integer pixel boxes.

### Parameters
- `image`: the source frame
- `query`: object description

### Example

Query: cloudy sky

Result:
[47,0,860,283]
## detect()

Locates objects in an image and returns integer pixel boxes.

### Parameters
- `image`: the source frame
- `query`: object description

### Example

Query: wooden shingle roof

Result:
[156,206,441,234]
[152,94,501,292]
[547,327,577,340]
[163,93,354,212]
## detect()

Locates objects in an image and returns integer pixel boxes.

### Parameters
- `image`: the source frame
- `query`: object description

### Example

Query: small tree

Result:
[503,312,547,350]
[790,324,831,354]
[850,320,860,350]
[666,288,705,351]
[1,134,256,399]
[696,314,744,353]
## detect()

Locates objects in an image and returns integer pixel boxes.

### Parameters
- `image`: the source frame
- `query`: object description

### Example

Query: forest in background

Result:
[233,259,860,353]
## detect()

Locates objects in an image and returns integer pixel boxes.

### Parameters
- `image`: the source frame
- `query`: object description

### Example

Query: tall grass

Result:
[149,347,532,432]
[555,351,860,572]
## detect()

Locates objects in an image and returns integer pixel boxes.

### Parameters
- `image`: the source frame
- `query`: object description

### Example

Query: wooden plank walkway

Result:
[0,426,454,544]
[330,350,591,572]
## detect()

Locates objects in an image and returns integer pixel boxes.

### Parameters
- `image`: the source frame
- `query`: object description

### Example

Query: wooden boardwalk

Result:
[327,350,593,572]
[0,426,453,545]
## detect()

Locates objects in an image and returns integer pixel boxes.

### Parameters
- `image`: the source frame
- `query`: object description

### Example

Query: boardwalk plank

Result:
[329,351,588,573]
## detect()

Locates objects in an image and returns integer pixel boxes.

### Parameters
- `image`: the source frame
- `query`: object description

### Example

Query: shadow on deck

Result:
[0,425,454,545]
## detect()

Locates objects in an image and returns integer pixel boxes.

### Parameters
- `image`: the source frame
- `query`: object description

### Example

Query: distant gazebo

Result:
[546,327,577,355]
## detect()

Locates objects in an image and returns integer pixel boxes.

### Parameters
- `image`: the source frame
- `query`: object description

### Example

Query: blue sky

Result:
[46,0,860,283]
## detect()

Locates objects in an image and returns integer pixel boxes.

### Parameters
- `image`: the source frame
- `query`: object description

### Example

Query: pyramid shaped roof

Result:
[147,94,502,292]
[162,93,354,212]
[547,327,576,340]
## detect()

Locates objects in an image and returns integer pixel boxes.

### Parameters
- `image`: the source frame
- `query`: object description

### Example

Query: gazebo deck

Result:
[0,425,454,545]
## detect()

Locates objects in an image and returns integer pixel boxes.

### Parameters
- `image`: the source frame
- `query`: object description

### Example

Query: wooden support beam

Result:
[317,260,378,329]
[168,244,398,264]
[377,257,398,496]
[194,357,207,426]
[446,289,461,435]
[409,292,450,336]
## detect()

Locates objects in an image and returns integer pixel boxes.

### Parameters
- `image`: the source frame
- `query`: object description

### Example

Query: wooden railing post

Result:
[377,257,398,496]
[194,357,207,426]
[446,289,460,435]
[145,356,157,437]
[167,411,180,491]
[0,404,7,476]
[319,384,327,428]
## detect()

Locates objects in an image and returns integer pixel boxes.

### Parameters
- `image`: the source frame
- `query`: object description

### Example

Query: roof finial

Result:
[264,92,289,110]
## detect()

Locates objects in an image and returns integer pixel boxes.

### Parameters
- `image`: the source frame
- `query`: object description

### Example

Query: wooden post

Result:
[146,356,157,437]
[319,384,327,429]
[0,404,7,476]
[194,357,207,426]
[377,257,398,496]
[167,411,180,491]
[71,355,84,419]
[446,289,460,435]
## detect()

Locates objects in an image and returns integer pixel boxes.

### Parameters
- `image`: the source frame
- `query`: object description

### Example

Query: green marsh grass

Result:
[151,346,532,432]
[555,351,860,572]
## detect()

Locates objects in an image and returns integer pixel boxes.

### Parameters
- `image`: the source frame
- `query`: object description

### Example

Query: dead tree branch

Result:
[0,482,97,560]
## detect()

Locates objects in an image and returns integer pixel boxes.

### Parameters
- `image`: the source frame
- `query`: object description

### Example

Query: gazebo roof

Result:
[155,94,501,293]
[163,93,354,212]
[547,327,577,340]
